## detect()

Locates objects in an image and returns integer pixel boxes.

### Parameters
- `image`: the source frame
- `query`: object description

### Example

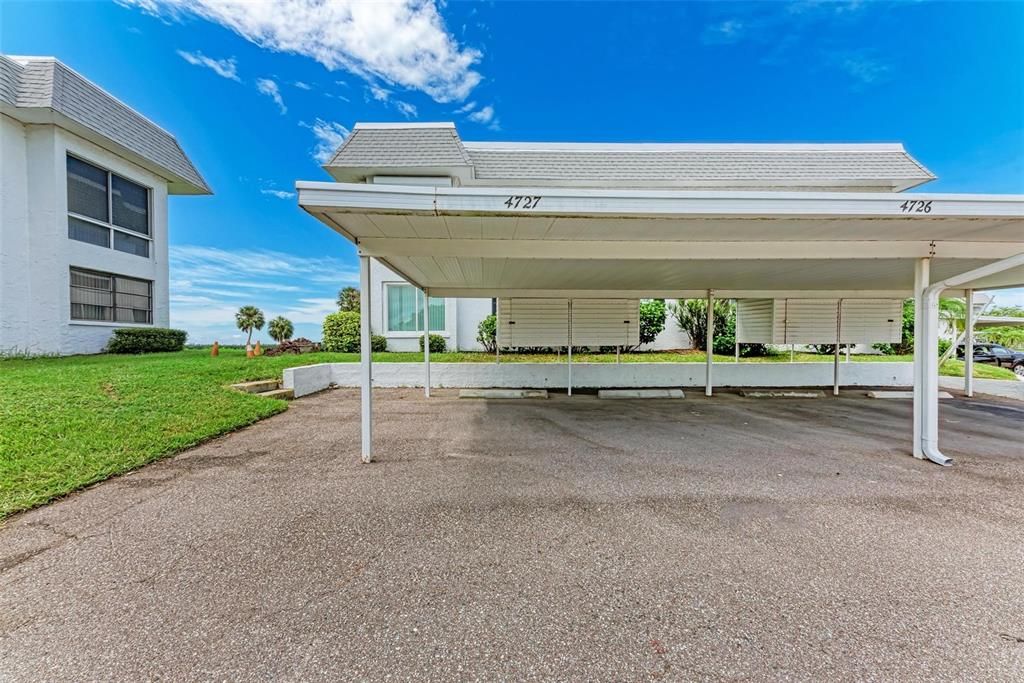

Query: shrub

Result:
[638,299,667,347]
[268,316,294,343]
[322,311,361,352]
[477,314,497,353]
[105,327,187,354]
[937,338,951,357]
[671,298,768,356]
[419,333,446,353]
[371,334,387,352]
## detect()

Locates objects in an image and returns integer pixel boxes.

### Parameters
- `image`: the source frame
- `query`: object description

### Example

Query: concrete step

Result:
[459,389,548,399]
[599,389,684,399]
[231,379,281,394]
[258,388,294,400]
[867,390,954,400]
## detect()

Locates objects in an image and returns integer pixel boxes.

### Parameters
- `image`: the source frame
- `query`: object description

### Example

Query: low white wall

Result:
[283,362,914,398]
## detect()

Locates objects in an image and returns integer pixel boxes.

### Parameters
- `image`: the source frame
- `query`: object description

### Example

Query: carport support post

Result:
[567,300,573,396]
[833,299,842,396]
[965,288,974,397]
[705,289,714,396]
[912,258,930,459]
[359,255,373,464]
[423,287,431,398]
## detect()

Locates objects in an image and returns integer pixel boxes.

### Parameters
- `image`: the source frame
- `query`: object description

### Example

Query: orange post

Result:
[246,343,254,358]
[211,341,220,357]
[254,340,262,356]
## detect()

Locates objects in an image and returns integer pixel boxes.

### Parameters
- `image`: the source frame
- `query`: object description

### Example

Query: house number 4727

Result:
[504,195,542,209]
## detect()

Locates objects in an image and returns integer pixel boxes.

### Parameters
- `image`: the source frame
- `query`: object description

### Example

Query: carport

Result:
[297,128,1024,467]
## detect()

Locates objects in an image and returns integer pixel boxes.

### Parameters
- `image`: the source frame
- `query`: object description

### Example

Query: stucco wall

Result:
[283,361,914,397]
[0,119,169,355]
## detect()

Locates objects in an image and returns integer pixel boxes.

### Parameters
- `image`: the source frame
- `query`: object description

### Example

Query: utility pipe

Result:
[919,252,1024,466]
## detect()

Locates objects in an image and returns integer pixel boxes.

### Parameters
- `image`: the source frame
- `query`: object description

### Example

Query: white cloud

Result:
[293,80,312,90]
[395,100,418,119]
[701,20,743,44]
[367,83,391,102]
[467,104,494,124]
[839,54,890,85]
[300,118,350,163]
[176,49,240,80]
[454,100,476,114]
[260,188,296,199]
[256,77,287,113]
[123,0,483,102]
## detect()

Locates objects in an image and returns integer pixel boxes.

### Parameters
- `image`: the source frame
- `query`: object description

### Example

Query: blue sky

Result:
[4,0,1023,343]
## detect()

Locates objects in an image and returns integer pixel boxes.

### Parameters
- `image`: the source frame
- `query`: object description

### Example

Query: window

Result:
[385,284,445,333]
[67,155,150,257]
[70,268,152,324]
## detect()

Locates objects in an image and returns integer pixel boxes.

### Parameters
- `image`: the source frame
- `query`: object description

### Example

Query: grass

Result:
[1,347,1016,519]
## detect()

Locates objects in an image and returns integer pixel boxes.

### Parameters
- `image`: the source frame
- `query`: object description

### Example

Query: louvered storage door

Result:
[498,298,569,347]
[783,299,841,344]
[735,299,776,343]
[840,299,902,343]
[571,299,640,347]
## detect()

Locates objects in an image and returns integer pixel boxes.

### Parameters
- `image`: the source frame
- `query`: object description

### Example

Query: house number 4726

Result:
[899,200,932,213]
[504,195,542,209]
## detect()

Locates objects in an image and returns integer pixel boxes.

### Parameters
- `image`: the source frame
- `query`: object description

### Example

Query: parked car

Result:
[956,343,1024,377]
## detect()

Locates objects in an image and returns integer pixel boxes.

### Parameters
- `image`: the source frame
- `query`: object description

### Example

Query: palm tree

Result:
[939,298,967,336]
[235,306,265,352]
[268,316,294,344]
[337,286,360,312]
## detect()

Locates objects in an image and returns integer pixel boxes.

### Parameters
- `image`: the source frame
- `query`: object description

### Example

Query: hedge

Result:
[323,312,388,352]
[105,328,187,354]
[419,333,447,353]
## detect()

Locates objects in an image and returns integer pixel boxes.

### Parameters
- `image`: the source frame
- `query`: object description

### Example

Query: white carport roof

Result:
[298,183,1024,297]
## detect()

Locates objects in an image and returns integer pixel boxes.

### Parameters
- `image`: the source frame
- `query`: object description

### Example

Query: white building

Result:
[318,122,939,352]
[0,55,209,355]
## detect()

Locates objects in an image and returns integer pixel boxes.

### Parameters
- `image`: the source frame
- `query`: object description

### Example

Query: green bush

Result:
[371,334,387,352]
[322,311,361,352]
[419,333,446,353]
[629,299,666,350]
[477,314,497,353]
[105,328,187,354]
[937,338,951,356]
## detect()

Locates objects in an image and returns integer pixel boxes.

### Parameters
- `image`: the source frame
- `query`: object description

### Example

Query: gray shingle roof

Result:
[327,123,472,169]
[324,123,935,191]
[465,146,935,187]
[0,56,210,195]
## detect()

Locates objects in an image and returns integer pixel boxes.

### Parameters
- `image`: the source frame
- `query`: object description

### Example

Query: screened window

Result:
[70,268,153,324]
[386,284,445,332]
[67,155,151,257]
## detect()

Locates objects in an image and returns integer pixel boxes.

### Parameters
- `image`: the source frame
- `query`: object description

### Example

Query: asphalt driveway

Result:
[2,388,1023,681]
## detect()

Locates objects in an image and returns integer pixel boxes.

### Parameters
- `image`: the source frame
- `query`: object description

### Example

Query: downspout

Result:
[920,252,1024,466]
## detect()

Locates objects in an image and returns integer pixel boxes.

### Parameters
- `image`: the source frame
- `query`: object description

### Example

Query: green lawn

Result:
[0,347,1015,518]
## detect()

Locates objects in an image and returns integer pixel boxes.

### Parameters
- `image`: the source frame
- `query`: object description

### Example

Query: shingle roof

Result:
[328,123,472,169]
[465,145,935,187]
[0,56,210,195]
[324,123,935,191]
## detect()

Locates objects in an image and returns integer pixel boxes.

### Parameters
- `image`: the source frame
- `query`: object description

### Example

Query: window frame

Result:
[66,153,153,258]
[383,282,448,337]
[69,267,154,326]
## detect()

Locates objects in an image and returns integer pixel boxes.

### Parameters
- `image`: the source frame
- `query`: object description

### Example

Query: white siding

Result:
[498,298,569,347]
[571,299,640,346]
[840,299,902,343]
[736,297,903,345]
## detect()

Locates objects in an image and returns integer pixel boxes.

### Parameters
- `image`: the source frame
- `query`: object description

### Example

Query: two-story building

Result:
[0,55,209,355]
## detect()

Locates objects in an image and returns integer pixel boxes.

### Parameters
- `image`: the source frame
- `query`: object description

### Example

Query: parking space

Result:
[1,389,1023,680]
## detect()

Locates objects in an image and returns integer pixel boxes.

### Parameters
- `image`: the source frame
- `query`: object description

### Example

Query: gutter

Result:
[920,252,1024,465]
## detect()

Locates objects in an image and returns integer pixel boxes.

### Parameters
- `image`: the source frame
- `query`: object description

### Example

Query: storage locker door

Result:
[498,298,569,347]
[784,299,840,344]
[571,299,640,347]
[736,299,776,344]
[840,299,903,343]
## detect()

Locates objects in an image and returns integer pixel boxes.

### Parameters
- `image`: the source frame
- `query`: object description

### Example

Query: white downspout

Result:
[912,258,929,460]
[919,252,1024,466]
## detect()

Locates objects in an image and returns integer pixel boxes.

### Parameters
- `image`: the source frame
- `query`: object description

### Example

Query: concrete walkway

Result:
[941,376,1024,402]
[2,389,1023,680]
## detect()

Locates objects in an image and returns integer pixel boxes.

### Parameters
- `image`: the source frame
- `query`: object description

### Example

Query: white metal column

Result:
[912,258,929,460]
[567,299,573,396]
[423,287,431,398]
[359,255,373,464]
[705,289,714,397]
[964,289,974,398]
[833,299,842,396]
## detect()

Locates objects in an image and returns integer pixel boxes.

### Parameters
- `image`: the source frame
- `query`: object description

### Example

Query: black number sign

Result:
[504,195,542,209]
[899,200,933,214]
